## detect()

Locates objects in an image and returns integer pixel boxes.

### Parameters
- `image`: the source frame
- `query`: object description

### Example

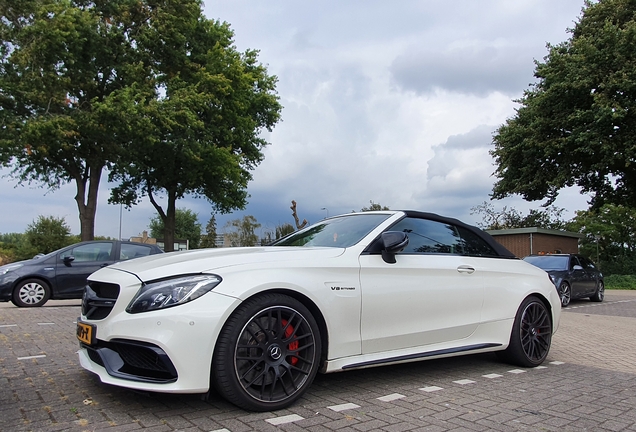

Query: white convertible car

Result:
[77,211,560,411]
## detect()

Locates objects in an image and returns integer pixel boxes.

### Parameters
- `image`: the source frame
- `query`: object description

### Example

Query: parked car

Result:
[0,240,163,307]
[77,211,560,411]
[523,254,604,307]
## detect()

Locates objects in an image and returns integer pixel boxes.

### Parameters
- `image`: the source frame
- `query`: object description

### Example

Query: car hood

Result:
[94,246,346,282]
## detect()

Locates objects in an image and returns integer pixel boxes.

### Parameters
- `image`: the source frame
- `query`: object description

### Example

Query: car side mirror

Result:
[573,265,583,271]
[63,255,75,265]
[381,231,409,264]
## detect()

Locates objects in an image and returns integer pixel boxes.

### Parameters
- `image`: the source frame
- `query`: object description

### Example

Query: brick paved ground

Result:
[1,291,635,431]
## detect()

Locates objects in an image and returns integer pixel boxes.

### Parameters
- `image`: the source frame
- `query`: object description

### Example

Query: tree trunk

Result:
[74,166,102,241]
[163,190,177,252]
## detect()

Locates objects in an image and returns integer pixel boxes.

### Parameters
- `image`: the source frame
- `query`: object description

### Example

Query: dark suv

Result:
[0,240,163,307]
[523,254,604,307]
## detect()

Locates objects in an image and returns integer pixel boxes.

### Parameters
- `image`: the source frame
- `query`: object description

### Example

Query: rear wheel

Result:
[558,282,571,307]
[12,279,51,307]
[590,281,605,302]
[498,295,552,367]
[212,293,321,411]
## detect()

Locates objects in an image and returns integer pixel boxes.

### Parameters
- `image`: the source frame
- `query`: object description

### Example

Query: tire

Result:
[558,282,571,307]
[590,281,605,302]
[212,293,322,411]
[498,295,552,367]
[12,279,51,307]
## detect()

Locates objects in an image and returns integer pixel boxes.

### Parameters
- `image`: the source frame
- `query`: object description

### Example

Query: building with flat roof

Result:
[486,227,584,258]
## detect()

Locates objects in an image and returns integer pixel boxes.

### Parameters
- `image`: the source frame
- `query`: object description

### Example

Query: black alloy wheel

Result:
[498,295,552,367]
[558,282,571,307]
[213,293,321,411]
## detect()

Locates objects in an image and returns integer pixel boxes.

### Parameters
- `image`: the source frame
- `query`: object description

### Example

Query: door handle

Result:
[457,265,475,274]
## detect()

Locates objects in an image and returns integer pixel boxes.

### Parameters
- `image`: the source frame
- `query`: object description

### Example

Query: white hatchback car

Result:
[77,211,560,411]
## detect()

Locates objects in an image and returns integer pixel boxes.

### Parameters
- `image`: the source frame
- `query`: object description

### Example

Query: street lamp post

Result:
[321,207,329,218]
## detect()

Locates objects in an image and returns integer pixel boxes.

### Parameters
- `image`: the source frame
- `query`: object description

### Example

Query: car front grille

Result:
[82,281,120,320]
[82,339,178,383]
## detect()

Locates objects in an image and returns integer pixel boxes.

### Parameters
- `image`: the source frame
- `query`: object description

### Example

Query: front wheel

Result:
[590,281,605,302]
[212,293,322,411]
[498,295,552,367]
[12,279,51,307]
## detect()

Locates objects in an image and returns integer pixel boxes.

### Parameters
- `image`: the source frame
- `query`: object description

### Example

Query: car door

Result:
[55,242,115,297]
[577,255,599,295]
[359,217,485,354]
[569,255,593,298]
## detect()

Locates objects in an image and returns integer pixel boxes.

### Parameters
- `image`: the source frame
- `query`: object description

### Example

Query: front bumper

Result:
[77,268,241,393]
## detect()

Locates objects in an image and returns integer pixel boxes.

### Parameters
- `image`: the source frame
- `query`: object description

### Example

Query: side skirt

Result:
[341,343,502,370]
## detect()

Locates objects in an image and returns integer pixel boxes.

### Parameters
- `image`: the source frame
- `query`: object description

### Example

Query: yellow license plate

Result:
[76,321,95,345]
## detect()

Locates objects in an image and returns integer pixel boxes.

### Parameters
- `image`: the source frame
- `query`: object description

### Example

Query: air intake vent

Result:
[82,282,120,320]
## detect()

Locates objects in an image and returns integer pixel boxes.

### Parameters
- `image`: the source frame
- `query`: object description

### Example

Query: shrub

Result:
[605,275,636,290]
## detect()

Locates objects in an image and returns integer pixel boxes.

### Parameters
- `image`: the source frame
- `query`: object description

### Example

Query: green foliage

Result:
[105,0,283,251]
[224,215,261,247]
[360,200,390,211]
[275,223,295,240]
[149,208,201,249]
[491,0,636,208]
[605,274,636,290]
[0,0,162,240]
[566,204,636,275]
[471,201,567,230]
[200,214,218,248]
[16,215,73,260]
[0,233,21,264]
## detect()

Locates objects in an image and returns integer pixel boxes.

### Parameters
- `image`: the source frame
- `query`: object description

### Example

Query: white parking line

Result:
[329,402,360,412]
[17,355,46,360]
[420,386,444,392]
[0,324,18,328]
[453,379,476,385]
[265,414,304,425]
[377,393,405,402]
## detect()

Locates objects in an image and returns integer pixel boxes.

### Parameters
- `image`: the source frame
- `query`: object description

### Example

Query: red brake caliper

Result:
[281,319,299,365]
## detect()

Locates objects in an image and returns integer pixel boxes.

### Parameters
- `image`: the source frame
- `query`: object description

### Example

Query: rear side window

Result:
[120,244,154,260]
[388,218,497,257]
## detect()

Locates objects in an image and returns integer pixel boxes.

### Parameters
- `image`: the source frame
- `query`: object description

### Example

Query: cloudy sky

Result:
[0,0,591,239]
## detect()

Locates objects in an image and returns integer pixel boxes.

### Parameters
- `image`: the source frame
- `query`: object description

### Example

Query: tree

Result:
[566,204,636,274]
[471,201,567,230]
[149,208,201,249]
[360,200,390,211]
[22,215,73,258]
[200,214,218,248]
[107,1,282,252]
[275,223,295,240]
[224,215,260,247]
[0,1,158,240]
[290,200,308,229]
[491,0,636,209]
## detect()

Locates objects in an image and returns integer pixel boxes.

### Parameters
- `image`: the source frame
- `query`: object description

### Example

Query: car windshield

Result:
[524,255,569,270]
[273,213,391,248]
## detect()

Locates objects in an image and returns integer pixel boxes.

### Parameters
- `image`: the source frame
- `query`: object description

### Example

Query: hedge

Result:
[605,274,636,290]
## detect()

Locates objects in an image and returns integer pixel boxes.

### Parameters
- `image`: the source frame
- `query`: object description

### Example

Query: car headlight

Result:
[0,263,23,275]
[126,274,222,313]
